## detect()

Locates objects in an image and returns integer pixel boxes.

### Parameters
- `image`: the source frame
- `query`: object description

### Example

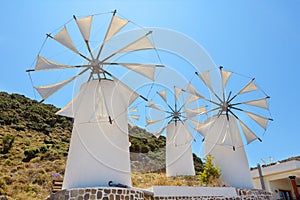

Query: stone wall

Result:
[236,188,273,200]
[46,187,145,200]
[47,187,272,200]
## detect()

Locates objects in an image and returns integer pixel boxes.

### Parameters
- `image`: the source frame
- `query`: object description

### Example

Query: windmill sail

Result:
[130,115,140,120]
[239,119,260,144]
[241,98,269,110]
[157,90,168,104]
[197,70,214,93]
[104,15,129,42]
[147,100,164,112]
[118,32,154,53]
[52,26,79,54]
[56,85,87,118]
[35,55,81,71]
[75,15,93,41]
[244,111,269,130]
[117,63,159,81]
[184,83,204,98]
[221,70,232,90]
[113,77,141,106]
[35,75,78,100]
[174,87,181,101]
[185,94,201,104]
[146,118,163,126]
[237,80,259,95]
[185,106,206,118]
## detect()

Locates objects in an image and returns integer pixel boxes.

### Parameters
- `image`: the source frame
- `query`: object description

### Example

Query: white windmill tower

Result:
[146,87,206,177]
[184,66,272,188]
[26,10,163,189]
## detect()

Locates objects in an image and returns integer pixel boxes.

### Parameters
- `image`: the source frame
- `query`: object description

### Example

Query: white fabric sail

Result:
[194,119,216,137]
[184,83,203,98]
[75,15,93,41]
[35,68,89,101]
[118,33,154,53]
[130,107,138,112]
[35,55,78,71]
[118,63,158,80]
[147,100,164,111]
[244,111,269,130]
[61,79,134,189]
[53,26,79,54]
[185,94,201,105]
[104,15,129,42]
[197,71,214,93]
[190,119,203,129]
[239,120,259,144]
[203,115,254,188]
[185,106,206,118]
[113,78,140,106]
[221,70,232,90]
[157,90,167,104]
[130,115,140,120]
[174,87,182,101]
[241,98,269,110]
[35,75,78,100]
[166,122,195,177]
[153,126,167,138]
[56,86,87,118]
[146,118,162,126]
[237,80,259,95]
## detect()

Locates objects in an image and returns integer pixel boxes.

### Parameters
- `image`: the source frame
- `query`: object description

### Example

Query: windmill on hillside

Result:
[26,10,163,189]
[146,86,206,177]
[184,67,272,188]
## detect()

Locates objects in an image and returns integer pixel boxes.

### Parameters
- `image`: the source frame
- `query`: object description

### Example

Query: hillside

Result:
[0,92,203,199]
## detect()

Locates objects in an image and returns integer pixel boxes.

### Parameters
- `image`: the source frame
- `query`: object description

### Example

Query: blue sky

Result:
[0,0,299,167]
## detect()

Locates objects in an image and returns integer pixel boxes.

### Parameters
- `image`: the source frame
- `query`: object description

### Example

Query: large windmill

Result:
[184,67,272,188]
[26,10,163,189]
[146,87,206,177]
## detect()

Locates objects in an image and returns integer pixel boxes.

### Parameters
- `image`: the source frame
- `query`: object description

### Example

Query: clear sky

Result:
[0,0,299,167]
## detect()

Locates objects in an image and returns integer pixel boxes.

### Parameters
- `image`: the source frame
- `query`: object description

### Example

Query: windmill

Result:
[184,66,272,188]
[26,10,163,189]
[146,86,206,177]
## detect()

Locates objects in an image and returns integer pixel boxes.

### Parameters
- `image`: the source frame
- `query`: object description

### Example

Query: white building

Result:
[251,156,300,200]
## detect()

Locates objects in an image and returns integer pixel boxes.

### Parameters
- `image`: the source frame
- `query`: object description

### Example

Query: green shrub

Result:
[39,145,48,153]
[1,134,15,154]
[197,155,221,186]
[0,178,7,194]
[23,148,40,162]
[10,124,26,131]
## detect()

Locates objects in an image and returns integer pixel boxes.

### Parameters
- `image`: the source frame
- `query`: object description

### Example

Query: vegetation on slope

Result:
[0,92,204,199]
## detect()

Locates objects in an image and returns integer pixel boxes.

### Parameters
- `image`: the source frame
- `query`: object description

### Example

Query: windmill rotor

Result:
[27,10,163,104]
[146,86,206,140]
[185,67,272,151]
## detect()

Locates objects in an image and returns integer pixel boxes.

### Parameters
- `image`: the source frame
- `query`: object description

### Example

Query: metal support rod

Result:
[257,163,266,190]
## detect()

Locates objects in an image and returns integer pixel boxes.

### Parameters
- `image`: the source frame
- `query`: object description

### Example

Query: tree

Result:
[198,154,221,186]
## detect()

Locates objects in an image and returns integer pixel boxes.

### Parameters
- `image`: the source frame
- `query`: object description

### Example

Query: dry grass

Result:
[131,172,203,189]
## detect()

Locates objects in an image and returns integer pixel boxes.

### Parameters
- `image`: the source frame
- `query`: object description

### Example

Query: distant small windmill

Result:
[146,86,206,176]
